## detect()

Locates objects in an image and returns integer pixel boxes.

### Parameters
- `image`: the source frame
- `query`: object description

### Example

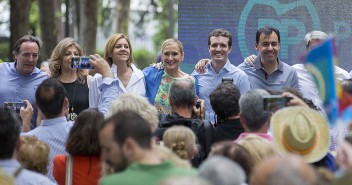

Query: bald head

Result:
[169,79,196,109]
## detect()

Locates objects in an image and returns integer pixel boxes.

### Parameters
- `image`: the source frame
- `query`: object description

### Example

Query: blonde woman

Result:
[143,38,194,114]
[49,38,91,121]
[163,126,197,161]
[89,34,145,111]
[106,93,158,132]
[237,134,280,165]
[18,136,50,175]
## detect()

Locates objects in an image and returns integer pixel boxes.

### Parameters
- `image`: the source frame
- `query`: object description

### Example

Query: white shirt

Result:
[293,64,350,110]
[89,64,146,109]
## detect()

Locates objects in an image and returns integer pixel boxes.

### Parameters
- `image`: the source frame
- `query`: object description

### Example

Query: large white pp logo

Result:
[238,0,321,59]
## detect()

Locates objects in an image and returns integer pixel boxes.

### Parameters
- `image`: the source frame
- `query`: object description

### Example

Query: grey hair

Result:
[169,79,196,108]
[239,89,270,131]
[107,93,159,132]
[199,156,246,185]
[304,31,328,48]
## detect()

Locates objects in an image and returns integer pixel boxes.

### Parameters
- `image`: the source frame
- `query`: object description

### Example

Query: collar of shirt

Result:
[111,63,144,80]
[40,116,68,127]
[254,58,284,72]
[11,61,42,76]
[0,159,20,168]
[206,59,232,74]
[236,132,274,143]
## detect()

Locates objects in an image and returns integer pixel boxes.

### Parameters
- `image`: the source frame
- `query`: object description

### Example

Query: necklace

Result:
[67,80,78,121]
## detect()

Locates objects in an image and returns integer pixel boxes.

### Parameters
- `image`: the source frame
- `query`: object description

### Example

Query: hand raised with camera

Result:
[192,99,206,120]
[89,54,113,78]
[20,100,33,133]
[281,92,309,108]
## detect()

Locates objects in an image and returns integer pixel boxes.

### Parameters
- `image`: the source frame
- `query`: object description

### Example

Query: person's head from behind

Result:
[255,26,280,63]
[104,33,134,67]
[304,31,328,50]
[99,110,152,172]
[239,89,271,132]
[107,93,158,132]
[209,141,254,182]
[208,29,232,63]
[198,156,246,185]
[18,136,50,175]
[251,155,317,185]
[237,134,280,165]
[49,37,86,80]
[35,78,68,119]
[0,109,21,159]
[161,38,184,72]
[154,145,191,169]
[210,82,241,123]
[66,108,103,156]
[169,79,197,111]
[163,126,196,160]
[13,35,41,75]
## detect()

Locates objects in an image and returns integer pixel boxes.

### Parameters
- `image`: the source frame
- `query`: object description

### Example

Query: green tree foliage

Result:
[133,48,156,69]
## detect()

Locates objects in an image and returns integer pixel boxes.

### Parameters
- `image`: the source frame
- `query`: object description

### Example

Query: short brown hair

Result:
[66,109,103,156]
[13,35,41,55]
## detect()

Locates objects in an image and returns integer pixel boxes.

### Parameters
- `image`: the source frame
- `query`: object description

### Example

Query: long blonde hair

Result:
[49,37,88,83]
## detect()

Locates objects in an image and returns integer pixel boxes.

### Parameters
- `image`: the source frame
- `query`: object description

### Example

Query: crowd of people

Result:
[1,26,352,185]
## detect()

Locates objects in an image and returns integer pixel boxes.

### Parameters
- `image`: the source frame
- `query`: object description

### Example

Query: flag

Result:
[304,37,338,126]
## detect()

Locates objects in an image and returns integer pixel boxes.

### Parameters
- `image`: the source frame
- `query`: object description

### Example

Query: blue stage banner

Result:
[179,0,352,74]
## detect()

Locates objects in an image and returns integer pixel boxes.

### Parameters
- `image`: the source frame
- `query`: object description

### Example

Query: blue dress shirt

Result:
[192,60,251,122]
[0,62,48,129]
[23,116,72,182]
[0,159,55,185]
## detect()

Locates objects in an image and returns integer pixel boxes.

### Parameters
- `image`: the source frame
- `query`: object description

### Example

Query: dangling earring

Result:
[56,65,61,70]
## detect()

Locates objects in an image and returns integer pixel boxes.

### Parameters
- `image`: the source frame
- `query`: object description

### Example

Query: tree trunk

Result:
[116,0,130,36]
[9,0,31,60]
[38,0,59,60]
[55,0,64,41]
[79,0,98,55]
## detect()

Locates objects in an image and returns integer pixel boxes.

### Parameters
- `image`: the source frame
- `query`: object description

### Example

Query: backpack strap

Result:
[202,120,214,156]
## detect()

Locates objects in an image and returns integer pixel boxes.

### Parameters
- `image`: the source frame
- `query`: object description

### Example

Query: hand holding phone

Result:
[71,56,94,69]
[4,101,26,113]
[263,95,293,112]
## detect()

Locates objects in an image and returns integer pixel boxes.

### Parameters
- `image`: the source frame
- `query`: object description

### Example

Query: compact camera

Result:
[71,56,93,69]
[4,102,26,113]
[263,95,293,112]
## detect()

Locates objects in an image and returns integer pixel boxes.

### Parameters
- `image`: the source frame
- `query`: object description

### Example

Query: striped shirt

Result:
[23,116,72,182]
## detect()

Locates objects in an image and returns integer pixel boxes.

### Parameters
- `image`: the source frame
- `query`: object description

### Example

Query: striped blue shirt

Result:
[23,116,72,182]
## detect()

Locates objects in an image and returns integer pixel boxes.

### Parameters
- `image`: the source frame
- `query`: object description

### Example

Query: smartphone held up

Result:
[263,95,293,112]
[71,56,94,69]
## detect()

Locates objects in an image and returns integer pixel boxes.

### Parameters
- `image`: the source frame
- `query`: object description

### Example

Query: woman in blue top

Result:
[143,38,194,114]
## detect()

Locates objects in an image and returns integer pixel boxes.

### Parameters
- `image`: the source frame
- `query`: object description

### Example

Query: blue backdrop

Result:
[179,0,352,74]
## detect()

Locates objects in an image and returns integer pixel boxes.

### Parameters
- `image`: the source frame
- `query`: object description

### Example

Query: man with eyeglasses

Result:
[237,26,299,90]
[0,35,48,130]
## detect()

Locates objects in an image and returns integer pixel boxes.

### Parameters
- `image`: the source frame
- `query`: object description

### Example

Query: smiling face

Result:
[15,41,40,75]
[161,42,184,72]
[256,32,280,64]
[62,45,80,71]
[208,36,232,64]
[111,38,131,66]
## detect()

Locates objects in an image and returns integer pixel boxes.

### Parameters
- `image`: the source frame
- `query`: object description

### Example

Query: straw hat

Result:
[271,106,330,163]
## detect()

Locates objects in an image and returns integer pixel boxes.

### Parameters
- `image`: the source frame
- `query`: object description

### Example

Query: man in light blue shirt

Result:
[23,78,72,182]
[192,29,251,122]
[0,35,48,130]
[238,26,299,91]
[0,108,54,185]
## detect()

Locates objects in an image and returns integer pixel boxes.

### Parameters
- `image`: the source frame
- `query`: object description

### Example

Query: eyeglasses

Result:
[20,51,39,60]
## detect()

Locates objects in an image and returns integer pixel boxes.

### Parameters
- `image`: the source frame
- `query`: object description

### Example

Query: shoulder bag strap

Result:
[65,155,73,185]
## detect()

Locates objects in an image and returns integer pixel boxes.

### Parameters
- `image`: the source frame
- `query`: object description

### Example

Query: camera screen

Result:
[71,57,93,69]
[4,102,25,113]
[263,96,289,112]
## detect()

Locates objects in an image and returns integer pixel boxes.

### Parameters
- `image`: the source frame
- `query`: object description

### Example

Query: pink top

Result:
[235,132,274,144]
